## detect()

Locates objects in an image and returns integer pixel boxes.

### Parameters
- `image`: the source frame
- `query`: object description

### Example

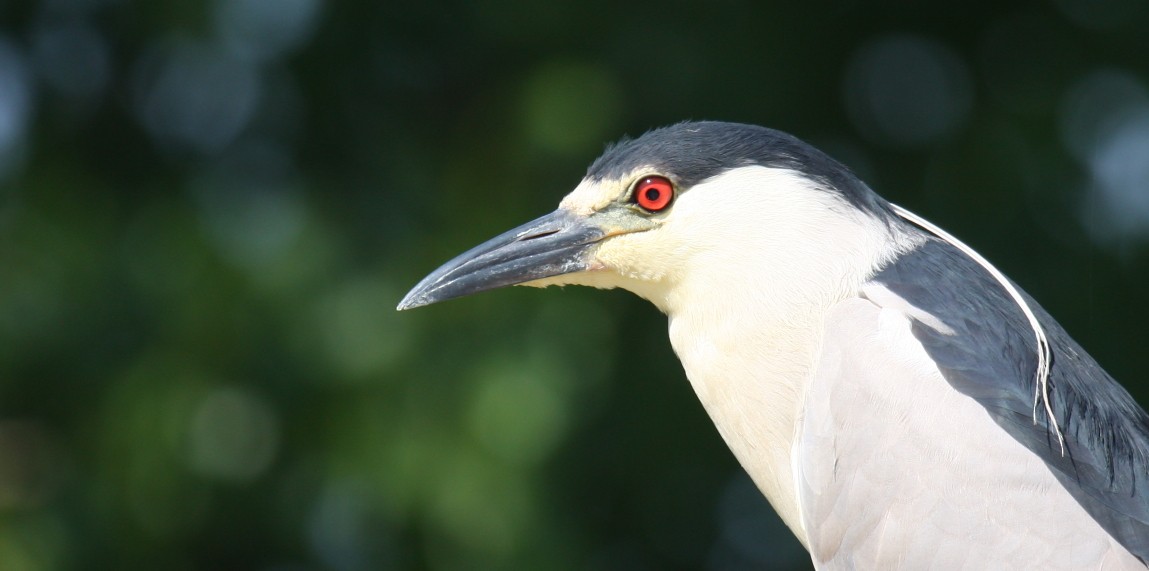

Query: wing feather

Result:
[795,239,1149,568]
[870,237,1149,559]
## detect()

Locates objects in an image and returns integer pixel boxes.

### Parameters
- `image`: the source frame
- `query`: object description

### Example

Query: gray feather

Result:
[871,236,1149,562]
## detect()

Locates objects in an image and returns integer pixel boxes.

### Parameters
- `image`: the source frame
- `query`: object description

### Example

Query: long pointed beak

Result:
[397,209,606,310]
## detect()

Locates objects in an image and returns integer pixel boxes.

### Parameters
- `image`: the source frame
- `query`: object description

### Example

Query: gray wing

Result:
[794,237,1149,569]
[873,237,1149,560]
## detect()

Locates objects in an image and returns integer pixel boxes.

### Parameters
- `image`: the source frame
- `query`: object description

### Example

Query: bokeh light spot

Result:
[427,449,529,558]
[521,61,622,155]
[132,39,260,154]
[844,35,973,148]
[1059,70,1149,245]
[1083,110,1149,245]
[307,480,388,571]
[190,142,308,273]
[187,386,281,482]
[215,0,323,63]
[1060,69,1149,163]
[314,277,410,381]
[30,20,110,103]
[467,356,569,466]
[0,37,32,181]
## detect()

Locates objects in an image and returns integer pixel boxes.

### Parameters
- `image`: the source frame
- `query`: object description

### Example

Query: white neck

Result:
[651,168,916,544]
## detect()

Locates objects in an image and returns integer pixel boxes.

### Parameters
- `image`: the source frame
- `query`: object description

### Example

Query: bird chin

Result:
[519,269,618,291]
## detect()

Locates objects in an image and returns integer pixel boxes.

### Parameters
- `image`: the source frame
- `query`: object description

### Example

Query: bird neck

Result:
[666,286,826,546]
[659,201,917,546]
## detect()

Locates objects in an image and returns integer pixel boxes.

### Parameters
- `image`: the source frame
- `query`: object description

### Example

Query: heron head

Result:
[398,122,895,314]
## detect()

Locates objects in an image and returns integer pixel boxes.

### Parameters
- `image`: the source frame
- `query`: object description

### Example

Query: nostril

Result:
[519,229,560,241]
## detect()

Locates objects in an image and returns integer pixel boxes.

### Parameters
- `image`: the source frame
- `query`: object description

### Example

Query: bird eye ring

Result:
[633,176,675,212]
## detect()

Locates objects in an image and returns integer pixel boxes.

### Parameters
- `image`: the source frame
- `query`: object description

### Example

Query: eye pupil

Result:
[634,176,674,212]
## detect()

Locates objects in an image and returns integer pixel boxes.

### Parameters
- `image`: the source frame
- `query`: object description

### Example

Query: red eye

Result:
[634,176,674,212]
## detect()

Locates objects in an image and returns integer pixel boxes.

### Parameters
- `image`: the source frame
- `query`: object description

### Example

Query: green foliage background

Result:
[1,0,1148,569]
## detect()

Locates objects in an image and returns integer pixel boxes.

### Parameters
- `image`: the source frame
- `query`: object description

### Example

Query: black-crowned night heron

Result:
[397,121,1149,568]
